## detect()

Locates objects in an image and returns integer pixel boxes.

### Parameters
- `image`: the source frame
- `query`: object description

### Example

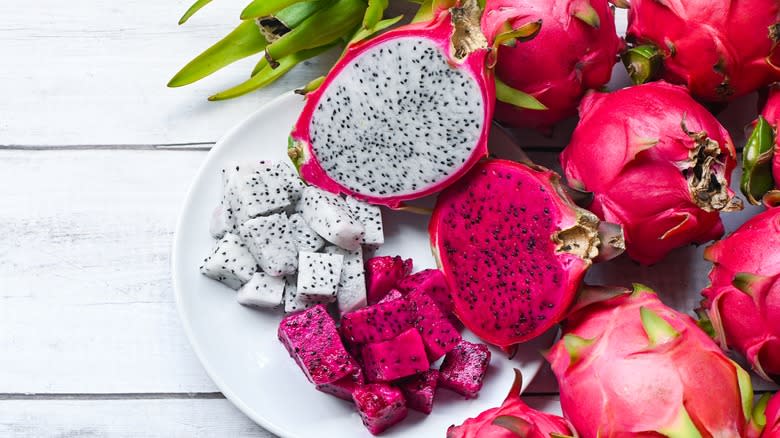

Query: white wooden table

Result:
[1,1,776,436]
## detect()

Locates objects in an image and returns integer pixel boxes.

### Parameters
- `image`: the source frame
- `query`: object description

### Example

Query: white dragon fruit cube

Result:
[239,213,298,277]
[297,251,344,304]
[237,271,285,308]
[200,232,258,290]
[324,246,367,315]
[289,213,326,252]
[222,162,291,224]
[345,196,384,246]
[298,187,365,251]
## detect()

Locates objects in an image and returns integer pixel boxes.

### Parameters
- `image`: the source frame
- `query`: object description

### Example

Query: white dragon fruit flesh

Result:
[288,212,326,252]
[345,196,384,246]
[222,162,292,224]
[200,232,258,290]
[323,246,367,315]
[239,213,297,277]
[236,271,285,308]
[298,186,365,250]
[296,251,344,304]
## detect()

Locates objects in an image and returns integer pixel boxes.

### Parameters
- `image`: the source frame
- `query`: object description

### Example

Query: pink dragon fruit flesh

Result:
[362,328,430,382]
[365,255,412,305]
[317,365,364,402]
[438,340,492,399]
[447,369,575,438]
[339,295,413,344]
[352,383,409,435]
[288,0,496,208]
[406,287,462,361]
[396,268,454,317]
[547,284,760,437]
[481,0,622,130]
[742,84,780,205]
[623,0,780,102]
[430,159,624,347]
[378,289,404,304]
[397,369,439,415]
[560,81,742,265]
[701,206,780,383]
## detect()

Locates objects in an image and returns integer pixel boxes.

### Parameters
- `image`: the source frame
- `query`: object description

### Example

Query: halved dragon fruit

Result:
[406,287,461,361]
[362,328,430,382]
[438,340,491,399]
[288,0,496,208]
[340,296,413,344]
[352,384,408,435]
[296,251,344,304]
[200,232,258,289]
[239,213,298,276]
[397,369,439,415]
[236,271,285,308]
[430,159,624,347]
[298,186,365,251]
[365,256,413,304]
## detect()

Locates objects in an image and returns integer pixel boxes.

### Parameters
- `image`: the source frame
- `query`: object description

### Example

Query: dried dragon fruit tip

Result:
[621,44,662,85]
[732,272,774,297]
[492,415,534,436]
[640,306,680,346]
[741,115,776,205]
[562,333,595,366]
[610,0,630,8]
[506,368,524,400]
[593,221,626,263]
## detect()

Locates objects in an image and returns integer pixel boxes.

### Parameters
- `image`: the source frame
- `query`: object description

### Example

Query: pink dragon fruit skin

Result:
[277,305,360,386]
[447,369,574,438]
[560,81,742,265]
[352,383,409,435]
[438,340,492,399]
[288,0,495,208]
[626,0,780,102]
[743,85,780,204]
[481,0,622,130]
[397,369,439,415]
[547,284,757,437]
[339,296,413,344]
[701,207,780,383]
[365,256,412,305]
[361,328,430,382]
[764,393,780,437]
[406,287,462,361]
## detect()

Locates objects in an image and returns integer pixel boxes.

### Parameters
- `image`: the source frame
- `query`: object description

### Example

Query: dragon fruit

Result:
[396,268,453,317]
[340,296,413,344]
[397,369,439,415]
[283,274,310,314]
[406,288,461,361]
[239,213,298,276]
[288,213,325,252]
[547,284,759,437]
[361,328,430,382]
[447,369,574,438]
[438,340,491,399]
[345,196,384,246]
[378,289,404,303]
[700,207,780,383]
[297,186,365,251]
[236,271,285,308]
[365,256,413,304]
[200,232,258,289]
[623,0,780,101]
[209,205,230,239]
[296,251,344,304]
[481,0,622,130]
[560,81,742,265]
[352,383,409,435]
[278,305,360,386]
[288,0,499,208]
[316,360,364,402]
[742,85,780,205]
[223,162,292,225]
[430,159,624,347]
[324,246,367,315]
[764,393,780,437]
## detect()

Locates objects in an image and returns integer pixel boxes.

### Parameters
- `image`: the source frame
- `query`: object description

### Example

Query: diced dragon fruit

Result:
[289,213,325,252]
[345,196,384,246]
[298,187,365,251]
[209,205,232,239]
[200,232,257,290]
[438,340,491,399]
[378,289,403,303]
[396,269,453,317]
[406,288,461,361]
[297,251,343,304]
[236,271,285,308]
[397,369,439,414]
[269,161,305,203]
[340,297,413,344]
[222,162,291,224]
[362,328,430,382]
[324,246,367,315]
[365,256,413,304]
[316,362,364,401]
[352,384,408,435]
[239,213,297,277]
[277,305,359,386]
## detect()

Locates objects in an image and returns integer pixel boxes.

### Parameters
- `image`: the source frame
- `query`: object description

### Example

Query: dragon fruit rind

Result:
[701,207,780,384]
[560,81,742,265]
[430,159,625,347]
[447,369,574,438]
[742,84,780,205]
[547,284,758,437]
[481,0,622,130]
[624,0,780,102]
[764,393,780,437]
[288,0,494,208]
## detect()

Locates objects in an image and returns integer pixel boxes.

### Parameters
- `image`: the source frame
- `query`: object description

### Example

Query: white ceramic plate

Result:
[172,91,555,438]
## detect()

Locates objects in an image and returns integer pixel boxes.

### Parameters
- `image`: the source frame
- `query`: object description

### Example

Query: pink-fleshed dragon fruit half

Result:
[481,0,622,130]
[742,84,780,205]
[700,206,780,384]
[447,369,575,438]
[623,0,780,101]
[560,81,743,265]
[547,284,762,437]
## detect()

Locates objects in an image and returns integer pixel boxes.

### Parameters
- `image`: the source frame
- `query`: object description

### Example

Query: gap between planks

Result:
[0,144,574,152]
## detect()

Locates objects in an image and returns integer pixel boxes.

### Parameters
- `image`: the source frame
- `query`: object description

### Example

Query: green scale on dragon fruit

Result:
[323,246,367,315]
[438,340,491,399]
[200,232,258,290]
[340,295,413,344]
[352,384,408,436]
[406,287,461,361]
[365,256,413,304]
[288,212,325,252]
[297,186,364,251]
[397,369,439,415]
[296,251,344,304]
[277,305,360,387]
[239,213,297,277]
[361,328,430,382]
[236,271,284,309]
[344,196,384,246]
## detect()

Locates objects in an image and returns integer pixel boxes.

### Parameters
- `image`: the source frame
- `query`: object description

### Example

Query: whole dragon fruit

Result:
[742,84,780,205]
[560,81,743,265]
[481,0,622,130]
[623,0,780,101]
[430,159,625,347]
[763,393,780,437]
[447,369,575,438]
[547,284,760,437]
[288,0,539,208]
[700,206,780,383]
